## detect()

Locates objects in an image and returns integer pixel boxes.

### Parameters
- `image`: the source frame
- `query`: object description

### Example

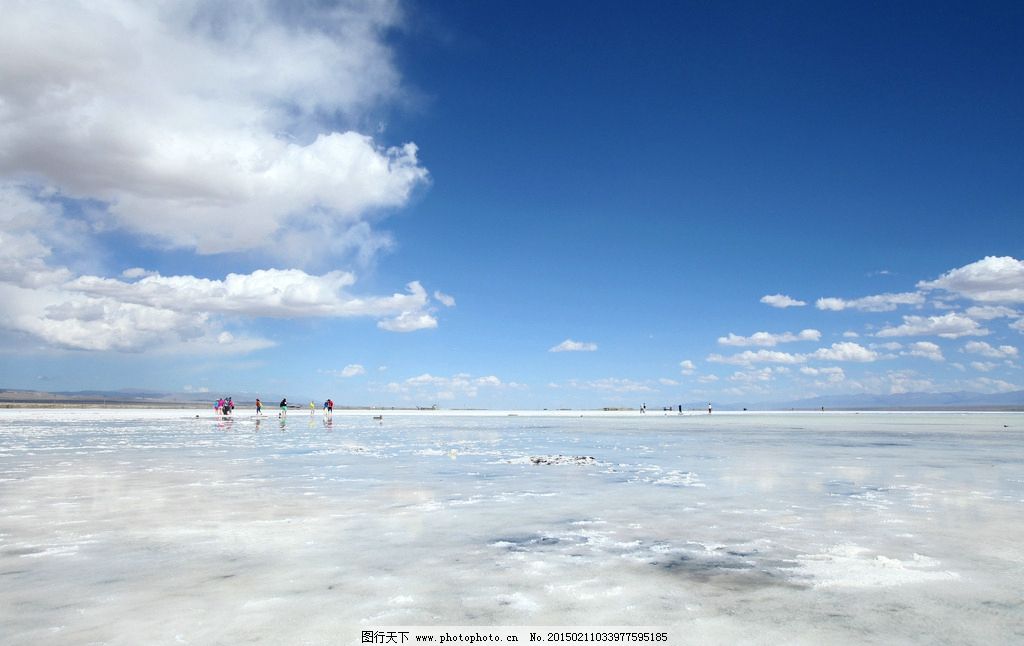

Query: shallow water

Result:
[1,409,1022,644]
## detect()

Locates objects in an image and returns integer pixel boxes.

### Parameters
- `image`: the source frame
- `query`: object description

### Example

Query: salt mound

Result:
[529,455,596,466]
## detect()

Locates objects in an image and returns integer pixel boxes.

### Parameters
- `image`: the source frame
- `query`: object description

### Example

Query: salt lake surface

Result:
[1,408,1022,644]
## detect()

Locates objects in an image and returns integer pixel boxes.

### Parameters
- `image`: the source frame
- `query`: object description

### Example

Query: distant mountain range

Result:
[766,390,1024,410]
[3,388,1023,410]
[0,388,345,405]
[688,390,1024,411]
[0,389,372,409]
[0,388,218,405]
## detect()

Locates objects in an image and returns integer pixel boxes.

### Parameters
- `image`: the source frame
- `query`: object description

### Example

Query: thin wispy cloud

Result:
[562,378,654,393]
[434,291,457,307]
[816,292,925,312]
[550,339,598,353]
[800,366,846,383]
[707,349,806,366]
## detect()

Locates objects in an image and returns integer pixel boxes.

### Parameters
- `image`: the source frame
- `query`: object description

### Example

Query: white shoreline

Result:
[0,406,1019,420]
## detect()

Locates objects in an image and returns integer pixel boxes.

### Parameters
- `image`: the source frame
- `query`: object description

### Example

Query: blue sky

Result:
[1,0,1022,408]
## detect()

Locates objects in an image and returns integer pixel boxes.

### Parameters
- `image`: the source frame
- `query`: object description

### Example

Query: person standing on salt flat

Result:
[255,398,262,415]
[309,401,316,416]
[279,398,288,417]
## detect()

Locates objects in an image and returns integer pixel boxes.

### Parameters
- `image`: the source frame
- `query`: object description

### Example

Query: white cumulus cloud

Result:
[717,329,821,347]
[902,341,944,362]
[550,339,598,353]
[0,199,442,350]
[962,341,1018,359]
[965,305,1020,320]
[876,313,989,339]
[760,294,806,308]
[376,310,438,333]
[340,364,366,378]
[65,270,440,334]
[679,359,696,375]
[809,342,879,362]
[386,373,511,401]
[0,4,449,352]
[0,282,275,354]
[68,271,431,319]
[0,0,427,264]
[708,341,880,366]
[918,256,1024,303]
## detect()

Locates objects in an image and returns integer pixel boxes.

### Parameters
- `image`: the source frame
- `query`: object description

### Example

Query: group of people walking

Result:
[215,397,234,415]
[311,399,335,416]
[640,402,712,414]
[223,397,335,418]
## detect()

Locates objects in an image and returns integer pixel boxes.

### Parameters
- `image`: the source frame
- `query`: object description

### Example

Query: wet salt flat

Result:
[1,409,1022,645]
